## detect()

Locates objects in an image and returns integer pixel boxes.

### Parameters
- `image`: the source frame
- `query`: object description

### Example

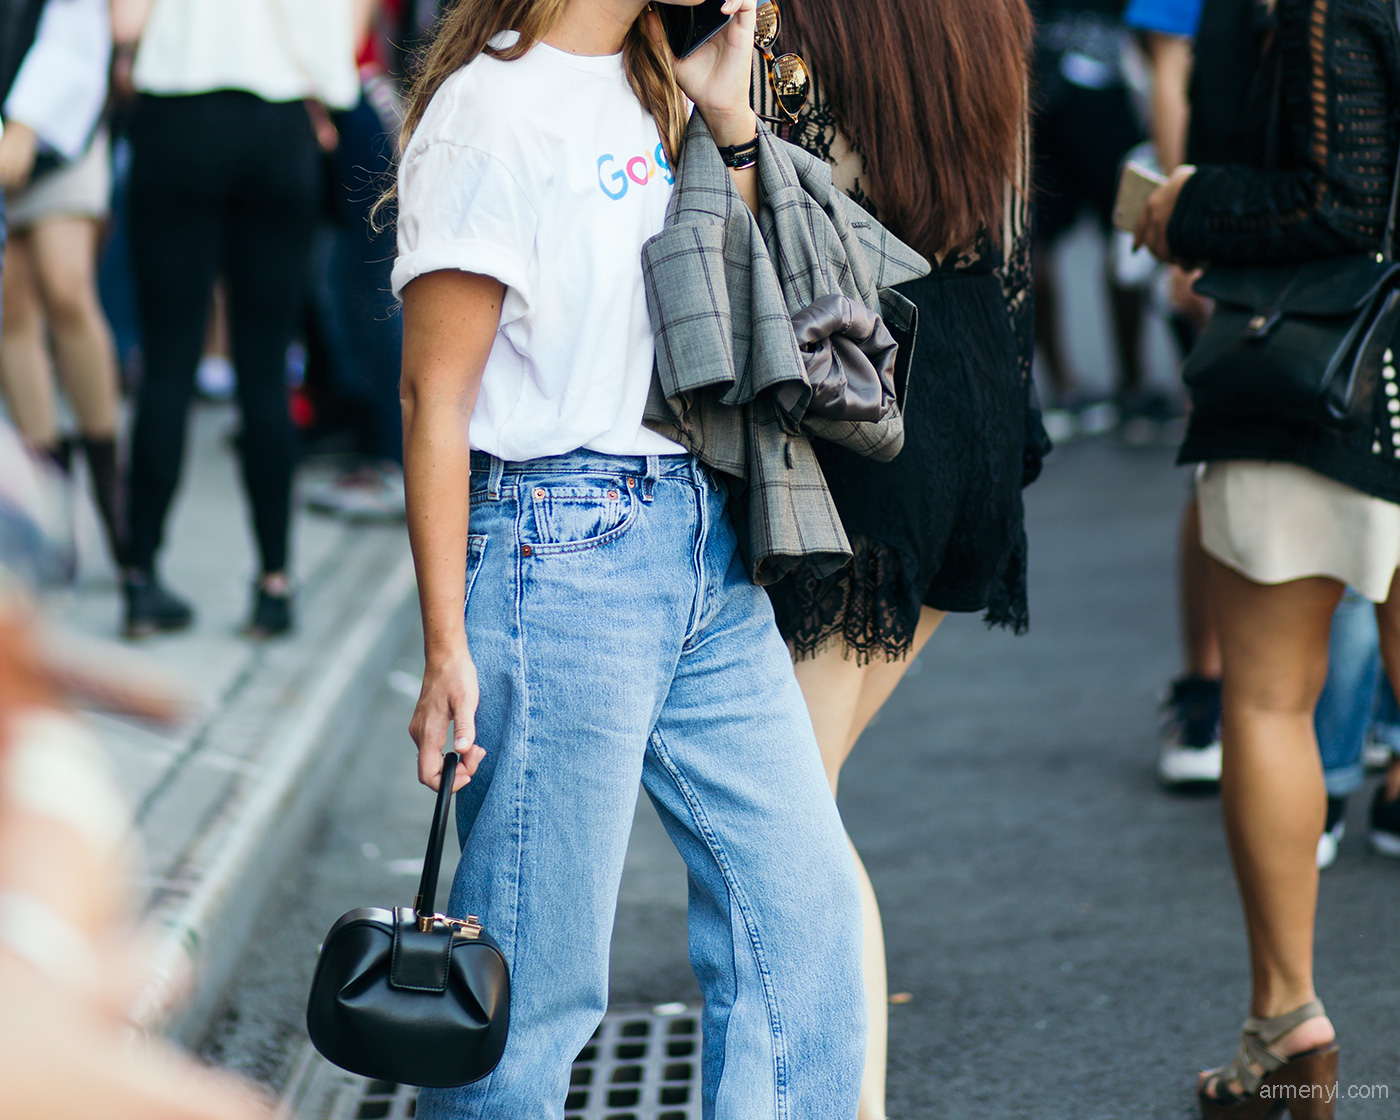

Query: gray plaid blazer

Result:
[642,113,929,586]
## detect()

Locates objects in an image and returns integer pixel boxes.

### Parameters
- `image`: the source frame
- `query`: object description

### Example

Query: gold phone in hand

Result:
[1113,161,1167,233]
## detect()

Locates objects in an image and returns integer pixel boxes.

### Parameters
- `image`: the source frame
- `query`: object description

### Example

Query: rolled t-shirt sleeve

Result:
[391,140,539,314]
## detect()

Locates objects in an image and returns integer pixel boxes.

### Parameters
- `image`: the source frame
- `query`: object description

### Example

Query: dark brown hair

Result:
[781,0,1033,258]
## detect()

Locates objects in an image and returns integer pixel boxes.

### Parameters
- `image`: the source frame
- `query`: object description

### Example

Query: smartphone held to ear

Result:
[655,0,733,59]
[1113,161,1167,233]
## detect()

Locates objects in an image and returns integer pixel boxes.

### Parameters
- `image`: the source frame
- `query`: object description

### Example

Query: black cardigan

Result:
[1169,0,1400,502]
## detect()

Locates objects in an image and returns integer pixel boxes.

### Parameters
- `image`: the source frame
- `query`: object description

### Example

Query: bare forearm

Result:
[110,0,155,45]
[353,0,378,50]
[1145,33,1192,173]
[402,394,473,660]
[398,270,502,663]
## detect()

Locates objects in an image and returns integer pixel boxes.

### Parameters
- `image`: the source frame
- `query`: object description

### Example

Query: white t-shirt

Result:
[133,0,359,110]
[391,36,685,460]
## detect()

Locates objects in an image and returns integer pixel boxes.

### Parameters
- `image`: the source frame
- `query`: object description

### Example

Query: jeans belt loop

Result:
[486,455,506,500]
[642,455,660,503]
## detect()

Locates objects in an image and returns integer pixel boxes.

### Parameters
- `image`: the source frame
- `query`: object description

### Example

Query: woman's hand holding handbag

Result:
[305,750,510,1088]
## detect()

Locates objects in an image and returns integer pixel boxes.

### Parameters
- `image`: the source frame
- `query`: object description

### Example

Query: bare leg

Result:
[1108,275,1146,399]
[0,235,60,447]
[1032,247,1076,399]
[1180,496,1222,678]
[1204,560,1338,1096]
[792,606,945,1120]
[27,217,120,439]
[848,608,946,741]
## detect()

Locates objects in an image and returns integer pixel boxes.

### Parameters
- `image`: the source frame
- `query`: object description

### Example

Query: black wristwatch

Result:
[716,136,760,171]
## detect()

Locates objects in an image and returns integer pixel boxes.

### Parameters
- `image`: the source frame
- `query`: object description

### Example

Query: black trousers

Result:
[127,91,319,575]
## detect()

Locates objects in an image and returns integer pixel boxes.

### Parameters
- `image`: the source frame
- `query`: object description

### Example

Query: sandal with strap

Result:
[1198,999,1339,1120]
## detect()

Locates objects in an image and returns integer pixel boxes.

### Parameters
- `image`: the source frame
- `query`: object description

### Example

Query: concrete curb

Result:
[131,551,417,1040]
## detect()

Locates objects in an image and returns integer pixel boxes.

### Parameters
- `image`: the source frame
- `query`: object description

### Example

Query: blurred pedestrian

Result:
[0,0,125,567]
[1123,0,1221,787]
[0,415,269,1120]
[1135,0,1399,1111]
[1030,0,1156,439]
[396,0,879,1112]
[1313,591,1400,866]
[1132,0,1273,790]
[306,0,408,522]
[757,2,1045,1114]
[110,0,363,638]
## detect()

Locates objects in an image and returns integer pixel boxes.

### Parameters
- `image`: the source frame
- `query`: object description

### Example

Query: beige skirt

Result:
[5,130,111,230]
[1197,460,1400,602]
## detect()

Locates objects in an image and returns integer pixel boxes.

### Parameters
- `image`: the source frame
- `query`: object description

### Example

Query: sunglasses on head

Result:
[754,2,811,124]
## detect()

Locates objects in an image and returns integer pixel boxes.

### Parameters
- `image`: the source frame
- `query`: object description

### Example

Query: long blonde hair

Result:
[400,0,689,162]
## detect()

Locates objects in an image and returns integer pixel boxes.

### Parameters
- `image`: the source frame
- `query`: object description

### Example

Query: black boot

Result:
[246,581,294,639]
[41,437,74,474]
[80,436,127,568]
[123,570,194,638]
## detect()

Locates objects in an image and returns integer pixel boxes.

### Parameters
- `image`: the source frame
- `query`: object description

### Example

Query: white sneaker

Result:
[306,465,406,522]
[196,354,236,400]
[1317,798,1347,870]
[1158,739,1223,785]
[1364,739,1393,772]
[1157,676,1223,787]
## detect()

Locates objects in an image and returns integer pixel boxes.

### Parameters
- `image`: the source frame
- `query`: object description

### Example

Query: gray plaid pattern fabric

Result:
[642,115,929,585]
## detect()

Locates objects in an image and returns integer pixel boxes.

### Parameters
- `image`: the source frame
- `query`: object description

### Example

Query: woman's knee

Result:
[33,260,101,332]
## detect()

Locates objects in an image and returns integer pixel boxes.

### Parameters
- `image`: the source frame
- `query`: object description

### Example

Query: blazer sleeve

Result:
[1167,0,1400,266]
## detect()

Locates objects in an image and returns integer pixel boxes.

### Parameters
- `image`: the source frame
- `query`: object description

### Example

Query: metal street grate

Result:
[281,1003,703,1120]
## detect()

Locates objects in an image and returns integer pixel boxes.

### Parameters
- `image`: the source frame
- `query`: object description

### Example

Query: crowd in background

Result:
[1,0,436,641]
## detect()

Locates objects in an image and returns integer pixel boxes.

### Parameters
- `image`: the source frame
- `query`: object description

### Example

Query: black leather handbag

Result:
[1182,9,1400,432]
[306,752,510,1088]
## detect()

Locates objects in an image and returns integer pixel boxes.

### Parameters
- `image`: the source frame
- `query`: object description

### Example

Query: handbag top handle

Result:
[1262,0,1400,262]
[413,750,460,932]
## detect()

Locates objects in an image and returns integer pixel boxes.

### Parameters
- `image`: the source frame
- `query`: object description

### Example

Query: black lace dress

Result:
[759,77,1050,662]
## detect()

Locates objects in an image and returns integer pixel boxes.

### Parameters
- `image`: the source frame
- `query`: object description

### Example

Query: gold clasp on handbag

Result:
[417,911,483,938]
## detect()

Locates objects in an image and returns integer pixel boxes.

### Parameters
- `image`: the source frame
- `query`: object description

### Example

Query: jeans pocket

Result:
[521,476,639,554]
[463,534,488,611]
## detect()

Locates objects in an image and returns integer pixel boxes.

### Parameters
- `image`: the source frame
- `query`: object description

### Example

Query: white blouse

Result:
[133,0,359,110]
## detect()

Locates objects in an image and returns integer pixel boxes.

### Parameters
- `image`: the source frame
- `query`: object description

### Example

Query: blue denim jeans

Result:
[417,450,866,1120]
[1317,590,1379,798]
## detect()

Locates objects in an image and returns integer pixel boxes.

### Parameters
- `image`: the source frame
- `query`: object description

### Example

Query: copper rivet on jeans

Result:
[534,488,546,499]
[521,544,533,556]
[627,477,636,488]
[607,490,619,500]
